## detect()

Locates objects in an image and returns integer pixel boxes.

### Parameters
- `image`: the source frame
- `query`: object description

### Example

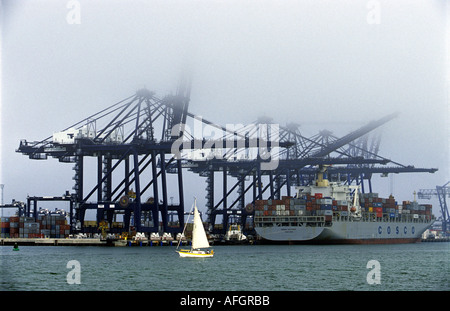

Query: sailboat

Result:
[176,199,214,258]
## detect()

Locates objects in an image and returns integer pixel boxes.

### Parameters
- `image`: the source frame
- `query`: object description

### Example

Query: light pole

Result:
[0,184,4,218]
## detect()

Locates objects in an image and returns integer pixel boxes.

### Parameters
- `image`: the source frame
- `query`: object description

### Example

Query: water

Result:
[0,243,448,291]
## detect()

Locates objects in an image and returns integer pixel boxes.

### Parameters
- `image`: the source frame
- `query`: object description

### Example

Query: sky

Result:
[0,0,448,218]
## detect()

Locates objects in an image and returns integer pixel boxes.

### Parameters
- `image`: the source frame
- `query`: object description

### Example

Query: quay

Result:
[0,237,255,247]
[0,238,191,247]
[421,237,450,243]
[1,238,105,246]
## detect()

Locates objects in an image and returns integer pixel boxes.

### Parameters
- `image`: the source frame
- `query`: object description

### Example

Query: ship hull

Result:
[177,249,214,258]
[255,220,432,245]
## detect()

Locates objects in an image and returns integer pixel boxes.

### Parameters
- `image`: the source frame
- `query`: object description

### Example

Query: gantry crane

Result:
[14,81,439,239]
[418,182,450,236]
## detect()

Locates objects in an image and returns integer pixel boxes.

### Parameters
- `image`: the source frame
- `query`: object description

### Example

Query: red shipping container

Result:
[315,193,323,199]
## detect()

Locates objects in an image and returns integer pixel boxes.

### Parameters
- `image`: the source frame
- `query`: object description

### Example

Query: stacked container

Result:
[255,195,340,221]
[255,192,434,224]
[1,217,10,238]
[0,214,70,238]
[39,214,68,238]
[401,201,432,220]
[360,194,401,218]
[9,217,19,237]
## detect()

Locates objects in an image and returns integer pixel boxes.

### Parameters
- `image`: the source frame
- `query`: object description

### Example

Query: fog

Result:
[1,0,448,216]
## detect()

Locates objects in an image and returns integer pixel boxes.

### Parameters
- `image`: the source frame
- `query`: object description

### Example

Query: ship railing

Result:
[255,213,433,227]
[333,212,433,224]
[254,216,325,227]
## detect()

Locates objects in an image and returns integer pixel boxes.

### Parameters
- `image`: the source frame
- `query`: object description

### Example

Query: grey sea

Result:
[1,242,448,292]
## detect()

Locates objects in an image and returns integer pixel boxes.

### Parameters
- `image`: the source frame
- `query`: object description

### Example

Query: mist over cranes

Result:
[15,84,437,235]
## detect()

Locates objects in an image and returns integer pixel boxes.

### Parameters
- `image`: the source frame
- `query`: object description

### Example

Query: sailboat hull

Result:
[177,249,214,258]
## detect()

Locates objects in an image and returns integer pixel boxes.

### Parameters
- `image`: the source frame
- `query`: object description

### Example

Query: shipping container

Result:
[322,198,333,205]
[294,198,306,205]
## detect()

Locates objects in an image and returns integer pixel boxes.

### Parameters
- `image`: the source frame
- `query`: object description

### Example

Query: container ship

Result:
[254,168,434,244]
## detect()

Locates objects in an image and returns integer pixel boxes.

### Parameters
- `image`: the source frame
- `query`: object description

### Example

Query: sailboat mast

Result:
[176,200,195,250]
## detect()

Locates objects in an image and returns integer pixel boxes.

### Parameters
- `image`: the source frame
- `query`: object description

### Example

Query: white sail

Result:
[191,204,210,249]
